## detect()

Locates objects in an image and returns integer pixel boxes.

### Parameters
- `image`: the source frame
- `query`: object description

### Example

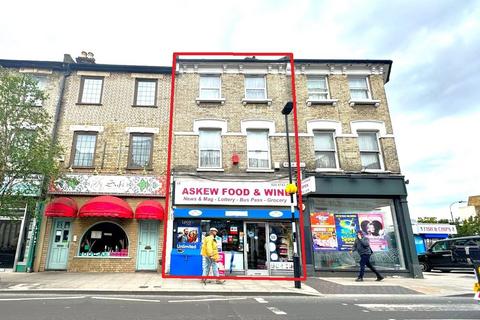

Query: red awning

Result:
[135,200,164,220]
[45,197,78,218]
[79,196,133,219]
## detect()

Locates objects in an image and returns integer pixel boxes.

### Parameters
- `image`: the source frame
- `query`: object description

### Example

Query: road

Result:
[0,293,478,319]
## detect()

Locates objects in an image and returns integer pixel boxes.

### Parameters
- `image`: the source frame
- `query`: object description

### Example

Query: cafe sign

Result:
[174,179,296,206]
[49,174,166,197]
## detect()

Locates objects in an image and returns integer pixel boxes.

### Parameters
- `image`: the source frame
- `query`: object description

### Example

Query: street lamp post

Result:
[282,101,301,289]
[449,200,466,222]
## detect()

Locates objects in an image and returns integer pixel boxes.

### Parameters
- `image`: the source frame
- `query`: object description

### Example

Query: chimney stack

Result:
[76,51,96,64]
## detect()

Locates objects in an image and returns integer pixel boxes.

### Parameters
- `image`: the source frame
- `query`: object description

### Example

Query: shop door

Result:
[137,220,158,271]
[245,222,269,275]
[46,219,71,270]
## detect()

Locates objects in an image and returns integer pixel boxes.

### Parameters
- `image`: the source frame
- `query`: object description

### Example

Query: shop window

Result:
[310,198,406,271]
[79,222,129,257]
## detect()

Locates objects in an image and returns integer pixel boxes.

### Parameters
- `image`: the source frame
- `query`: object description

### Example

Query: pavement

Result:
[0,270,476,297]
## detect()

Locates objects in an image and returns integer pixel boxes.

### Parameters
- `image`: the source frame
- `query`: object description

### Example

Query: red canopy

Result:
[79,196,133,219]
[135,200,164,220]
[45,197,78,217]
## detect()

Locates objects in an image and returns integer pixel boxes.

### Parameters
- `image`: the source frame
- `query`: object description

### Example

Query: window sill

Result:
[306,99,338,106]
[246,168,275,173]
[76,102,102,106]
[361,169,391,173]
[70,166,96,169]
[196,168,225,172]
[132,105,158,108]
[242,98,272,106]
[125,167,153,171]
[349,99,380,107]
[315,168,343,172]
[195,98,225,105]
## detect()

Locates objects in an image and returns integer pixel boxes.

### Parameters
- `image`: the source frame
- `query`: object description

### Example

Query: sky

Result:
[1,0,479,220]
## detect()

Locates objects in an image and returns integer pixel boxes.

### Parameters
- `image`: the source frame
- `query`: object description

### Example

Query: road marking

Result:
[91,296,160,303]
[267,307,287,315]
[0,296,85,301]
[342,303,348,306]
[168,297,247,303]
[357,304,480,312]
[254,298,268,304]
[7,283,41,289]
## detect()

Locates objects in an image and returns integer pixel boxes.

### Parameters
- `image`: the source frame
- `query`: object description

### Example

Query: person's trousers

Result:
[202,256,219,277]
[358,254,381,279]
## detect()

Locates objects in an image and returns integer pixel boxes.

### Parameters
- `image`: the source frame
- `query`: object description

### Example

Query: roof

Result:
[0,59,171,74]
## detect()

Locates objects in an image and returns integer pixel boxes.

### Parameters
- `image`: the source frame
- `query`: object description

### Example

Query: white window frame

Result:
[198,128,222,170]
[242,75,272,105]
[307,76,329,99]
[313,130,339,170]
[357,130,384,171]
[246,129,271,170]
[199,75,221,98]
[348,76,380,107]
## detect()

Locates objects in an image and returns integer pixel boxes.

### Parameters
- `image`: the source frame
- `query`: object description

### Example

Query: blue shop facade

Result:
[169,177,299,277]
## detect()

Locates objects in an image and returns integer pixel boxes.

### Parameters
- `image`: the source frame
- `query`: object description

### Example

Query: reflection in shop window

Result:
[79,222,129,257]
[310,198,405,271]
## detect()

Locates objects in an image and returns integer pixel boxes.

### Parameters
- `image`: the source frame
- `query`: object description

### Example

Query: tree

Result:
[0,68,62,217]
[455,215,480,237]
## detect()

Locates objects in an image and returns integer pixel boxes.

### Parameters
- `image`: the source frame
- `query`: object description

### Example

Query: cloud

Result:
[1,0,478,219]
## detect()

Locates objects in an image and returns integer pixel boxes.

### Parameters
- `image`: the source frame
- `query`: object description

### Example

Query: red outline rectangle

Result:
[161,52,306,282]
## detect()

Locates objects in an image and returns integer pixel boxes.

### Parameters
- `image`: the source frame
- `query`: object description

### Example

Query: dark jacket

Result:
[352,236,373,255]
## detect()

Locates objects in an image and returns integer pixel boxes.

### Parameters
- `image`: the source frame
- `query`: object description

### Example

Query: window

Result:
[307,77,329,100]
[199,76,221,99]
[79,222,129,257]
[247,130,270,169]
[71,132,97,167]
[314,131,337,169]
[128,133,153,169]
[349,77,370,100]
[32,75,47,106]
[245,76,267,99]
[79,76,103,104]
[198,129,221,168]
[358,131,381,170]
[134,79,157,106]
[431,241,450,252]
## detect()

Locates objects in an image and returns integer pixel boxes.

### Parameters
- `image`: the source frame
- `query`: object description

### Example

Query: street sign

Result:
[301,176,316,195]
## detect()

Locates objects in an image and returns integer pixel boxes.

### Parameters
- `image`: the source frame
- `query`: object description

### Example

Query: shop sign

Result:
[175,179,296,206]
[175,208,299,219]
[412,224,457,235]
[49,174,166,197]
[270,262,294,270]
[1,175,43,197]
[301,176,316,195]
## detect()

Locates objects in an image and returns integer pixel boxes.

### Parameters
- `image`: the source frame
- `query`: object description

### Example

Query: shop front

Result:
[302,174,422,278]
[38,174,166,273]
[411,223,457,254]
[169,178,299,277]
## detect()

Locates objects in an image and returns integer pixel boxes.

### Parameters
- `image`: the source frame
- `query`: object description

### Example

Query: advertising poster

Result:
[310,212,338,251]
[334,213,359,251]
[217,252,225,276]
[358,212,388,251]
[176,223,200,250]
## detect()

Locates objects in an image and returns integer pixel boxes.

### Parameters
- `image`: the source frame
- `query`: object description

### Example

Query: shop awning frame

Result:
[79,195,133,219]
[44,197,78,218]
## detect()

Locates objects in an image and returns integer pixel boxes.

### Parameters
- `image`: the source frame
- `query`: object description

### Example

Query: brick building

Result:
[21,54,172,273]
[168,58,421,278]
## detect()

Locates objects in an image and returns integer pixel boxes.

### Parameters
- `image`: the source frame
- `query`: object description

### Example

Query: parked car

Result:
[418,236,480,272]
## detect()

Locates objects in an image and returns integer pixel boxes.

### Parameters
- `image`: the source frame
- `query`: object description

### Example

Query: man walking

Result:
[352,230,384,282]
[201,227,225,284]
